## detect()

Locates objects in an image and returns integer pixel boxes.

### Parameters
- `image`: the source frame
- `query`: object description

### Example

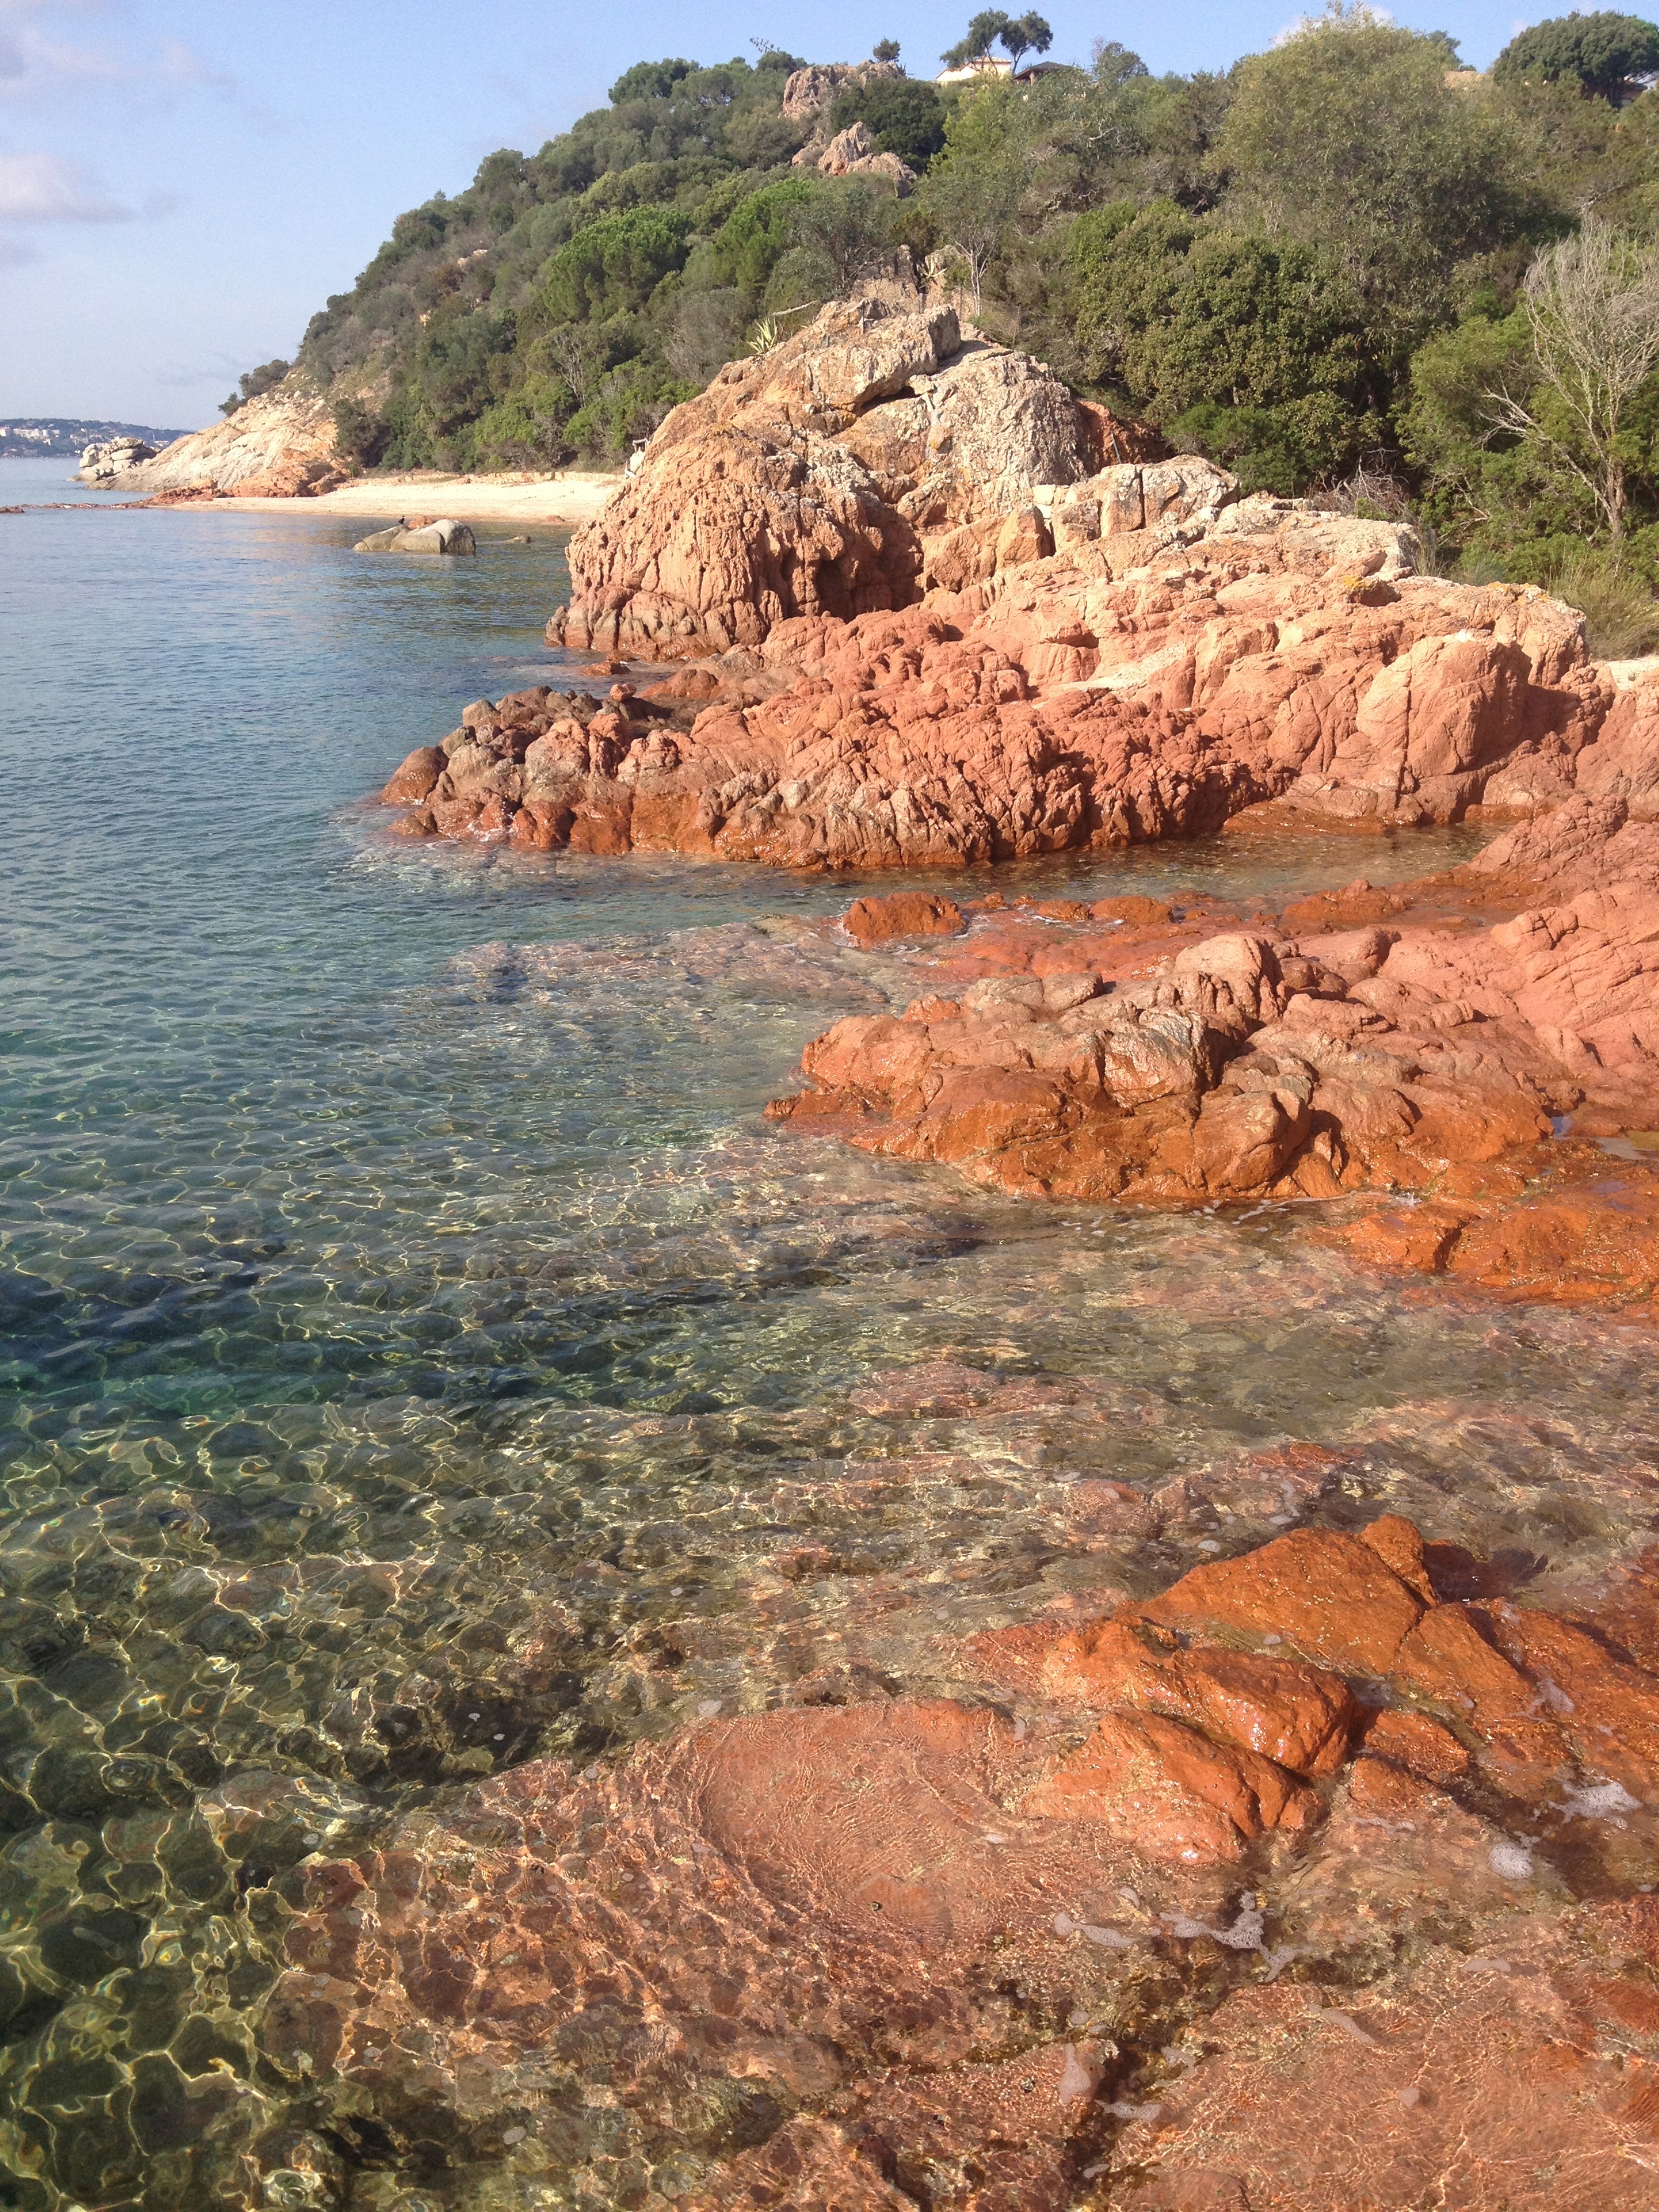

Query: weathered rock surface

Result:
[257,1516,1659,2205]
[77,434,157,483]
[353,516,476,555]
[115,382,348,497]
[548,295,1101,657]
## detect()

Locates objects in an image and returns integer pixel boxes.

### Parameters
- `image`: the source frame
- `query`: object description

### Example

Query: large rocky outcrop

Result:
[116,382,348,497]
[779,58,904,121]
[796,118,918,192]
[398,499,1637,864]
[548,296,1103,657]
[77,434,157,484]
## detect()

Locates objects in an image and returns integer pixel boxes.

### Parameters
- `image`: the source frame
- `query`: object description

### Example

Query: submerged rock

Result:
[257,1515,1659,2203]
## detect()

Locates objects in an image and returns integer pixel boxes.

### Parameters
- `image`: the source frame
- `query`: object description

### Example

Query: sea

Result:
[3,452,1656,2207]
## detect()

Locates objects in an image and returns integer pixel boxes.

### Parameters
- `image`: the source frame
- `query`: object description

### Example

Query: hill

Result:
[0,417,191,459]
[220,12,1659,609]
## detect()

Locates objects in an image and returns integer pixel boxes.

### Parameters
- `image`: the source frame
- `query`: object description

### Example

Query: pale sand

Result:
[208,472,625,524]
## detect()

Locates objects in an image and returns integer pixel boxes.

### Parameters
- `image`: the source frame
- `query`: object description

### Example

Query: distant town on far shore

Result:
[0,419,190,460]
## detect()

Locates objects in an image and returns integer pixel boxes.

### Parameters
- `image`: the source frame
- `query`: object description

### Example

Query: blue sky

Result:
[1,0,1556,426]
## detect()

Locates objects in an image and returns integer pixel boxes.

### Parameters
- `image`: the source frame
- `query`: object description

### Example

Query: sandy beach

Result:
[209,470,624,523]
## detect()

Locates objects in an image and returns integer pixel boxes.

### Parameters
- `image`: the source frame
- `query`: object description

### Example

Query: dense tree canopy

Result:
[1493,12,1659,104]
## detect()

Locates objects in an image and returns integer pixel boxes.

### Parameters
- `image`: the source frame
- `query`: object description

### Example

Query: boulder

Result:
[550,296,1097,657]
[353,517,476,555]
[77,434,156,483]
[809,121,918,193]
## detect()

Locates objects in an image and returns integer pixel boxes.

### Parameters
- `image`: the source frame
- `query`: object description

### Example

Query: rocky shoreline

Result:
[340,294,1659,2205]
[372,296,1659,1318]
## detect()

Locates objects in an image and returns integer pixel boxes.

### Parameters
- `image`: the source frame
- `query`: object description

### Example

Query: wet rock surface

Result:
[765,804,1659,1314]
[249,1514,1659,2207]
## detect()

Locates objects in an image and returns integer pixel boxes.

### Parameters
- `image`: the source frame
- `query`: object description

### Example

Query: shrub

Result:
[219,358,291,418]
[1546,546,1659,655]
[331,396,389,468]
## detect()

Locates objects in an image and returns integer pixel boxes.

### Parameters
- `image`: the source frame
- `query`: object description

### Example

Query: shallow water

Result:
[2,470,1656,2207]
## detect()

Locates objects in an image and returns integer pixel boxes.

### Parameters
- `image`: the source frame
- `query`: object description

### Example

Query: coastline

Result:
[201,469,625,522]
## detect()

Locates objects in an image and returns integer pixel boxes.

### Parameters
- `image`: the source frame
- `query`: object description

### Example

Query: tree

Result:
[918,81,1029,299]
[1069,199,1380,489]
[1091,40,1150,85]
[541,207,695,321]
[873,39,901,63]
[827,78,949,168]
[1493,12,1659,104]
[1484,222,1659,544]
[1218,6,1525,344]
[789,178,897,295]
[607,58,695,105]
[942,12,1012,68]
[710,177,820,293]
[999,12,1053,72]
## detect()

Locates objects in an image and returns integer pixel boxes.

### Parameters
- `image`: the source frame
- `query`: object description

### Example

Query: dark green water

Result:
[2,458,1656,2207]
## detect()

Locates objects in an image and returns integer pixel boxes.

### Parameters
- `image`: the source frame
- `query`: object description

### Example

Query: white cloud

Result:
[0,2,127,99]
[1274,3,1394,43]
[0,147,128,219]
[159,37,234,97]
[0,5,238,107]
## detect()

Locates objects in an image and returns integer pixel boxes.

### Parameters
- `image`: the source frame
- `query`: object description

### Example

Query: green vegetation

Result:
[219,359,290,417]
[941,11,1054,73]
[291,7,1659,620]
[1492,11,1659,103]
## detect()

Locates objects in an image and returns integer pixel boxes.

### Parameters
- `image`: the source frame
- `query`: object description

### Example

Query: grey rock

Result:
[353,517,476,556]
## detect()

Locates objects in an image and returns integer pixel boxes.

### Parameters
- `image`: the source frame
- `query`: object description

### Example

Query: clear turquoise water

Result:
[3,454,1657,2207]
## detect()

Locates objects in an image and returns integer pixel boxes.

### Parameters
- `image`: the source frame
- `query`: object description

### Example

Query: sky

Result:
[1,0,1559,428]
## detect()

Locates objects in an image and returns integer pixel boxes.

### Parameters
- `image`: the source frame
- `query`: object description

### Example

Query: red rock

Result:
[1023,1708,1318,1863]
[1572,671,1659,818]
[1482,1603,1659,1798]
[1391,1602,1536,1725]
[1113,1949,1659,2211]
[1139,1528,1426,1675]
[1362,1708,1471,1782]
[1038,1618,1359,1777]
[381,743,447,803]
[1347,1752,1441,1816]
[1359,1513,1439,1603]
[840,892,966,945]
